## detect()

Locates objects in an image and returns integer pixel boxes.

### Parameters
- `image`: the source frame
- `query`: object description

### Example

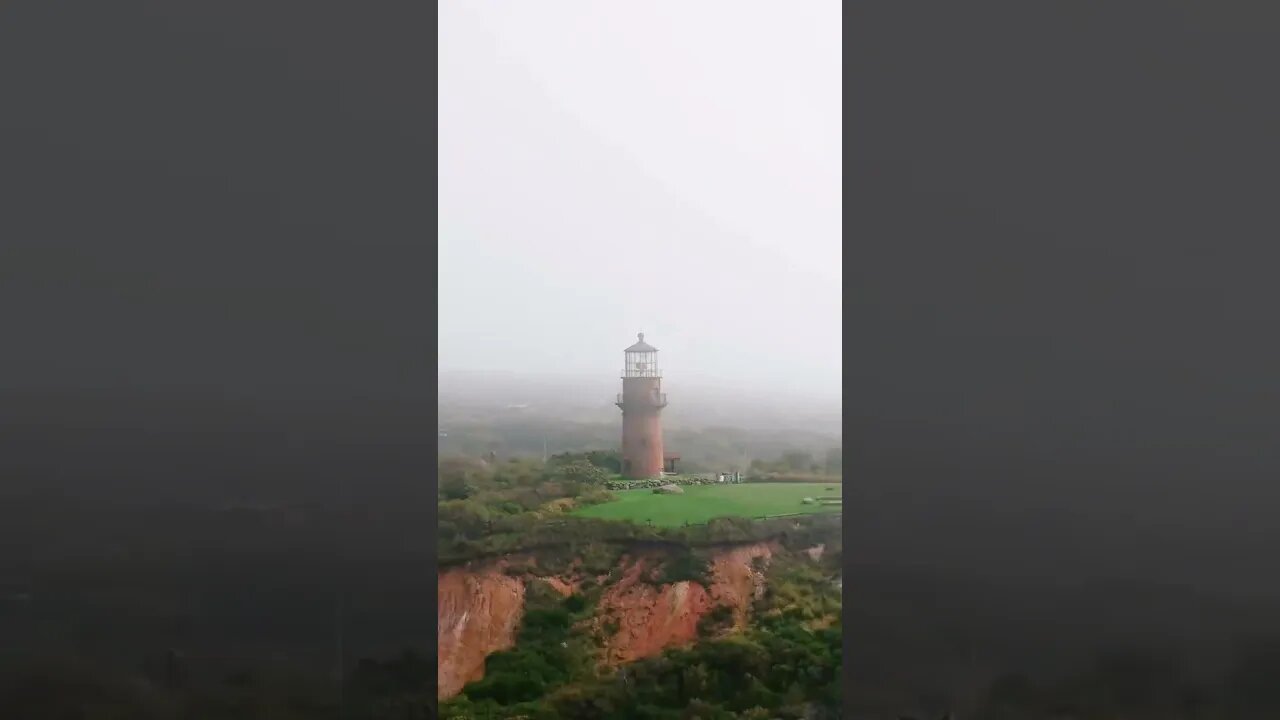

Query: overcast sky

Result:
[438,1,841,401]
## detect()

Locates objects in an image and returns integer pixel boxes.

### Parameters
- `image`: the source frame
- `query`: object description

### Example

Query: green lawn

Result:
[571,482,842,527]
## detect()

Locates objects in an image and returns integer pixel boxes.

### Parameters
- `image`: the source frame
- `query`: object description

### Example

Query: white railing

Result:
[621,369,663,378]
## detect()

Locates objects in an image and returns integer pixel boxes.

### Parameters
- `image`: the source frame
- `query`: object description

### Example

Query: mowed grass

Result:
[571,482,842,527]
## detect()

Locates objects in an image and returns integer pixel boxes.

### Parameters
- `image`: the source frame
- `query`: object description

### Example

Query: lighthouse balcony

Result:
[616,392,668,408]
[621,368,662,378]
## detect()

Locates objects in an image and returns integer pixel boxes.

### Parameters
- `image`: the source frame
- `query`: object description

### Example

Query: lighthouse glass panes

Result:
[624,350,659,377]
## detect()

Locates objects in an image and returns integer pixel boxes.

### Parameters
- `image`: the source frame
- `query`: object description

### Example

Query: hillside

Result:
[437,535,842,719]
[434,452,843,719]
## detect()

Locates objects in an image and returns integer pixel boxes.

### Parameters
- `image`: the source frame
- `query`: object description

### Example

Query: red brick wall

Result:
[620,377,664,478]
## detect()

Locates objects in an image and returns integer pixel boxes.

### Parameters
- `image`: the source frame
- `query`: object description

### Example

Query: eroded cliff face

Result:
[436,541,779,700]
[594,557,713,665]
[595,541,777,664]
[436,565,526,700]
[706,542,775,629]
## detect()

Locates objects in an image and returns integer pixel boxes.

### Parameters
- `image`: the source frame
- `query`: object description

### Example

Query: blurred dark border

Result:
[0,0,437,711]
[848,1,1280,717]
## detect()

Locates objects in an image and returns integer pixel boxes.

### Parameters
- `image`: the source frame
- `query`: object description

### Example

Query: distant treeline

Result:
[746,473,842,484]
[438,417,839,474]
[748,448,841,477]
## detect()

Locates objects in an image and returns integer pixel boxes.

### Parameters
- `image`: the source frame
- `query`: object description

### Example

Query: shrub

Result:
[548,460,611,487]
[654,549,712,585]
[698,604,735,637]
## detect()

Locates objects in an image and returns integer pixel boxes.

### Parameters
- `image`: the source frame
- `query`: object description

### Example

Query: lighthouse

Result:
[615,333,668,478]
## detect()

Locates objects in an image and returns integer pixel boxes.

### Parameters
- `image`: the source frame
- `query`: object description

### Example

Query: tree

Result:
[548,450,621,473]
[440,474,475,501]
[438,456,488,499]
[493,458,544,487]
[781,451,813,472]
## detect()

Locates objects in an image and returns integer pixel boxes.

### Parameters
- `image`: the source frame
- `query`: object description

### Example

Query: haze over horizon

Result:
[438,1,842,400]
[438,367,841,438]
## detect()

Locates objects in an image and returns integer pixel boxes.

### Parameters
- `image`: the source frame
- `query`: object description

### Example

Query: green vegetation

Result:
[549,450,623,475]
[437,453,842,565]
[570,483,842,527]
[531,621,843,720]
[653,546,714,585]
[698,604,735,637]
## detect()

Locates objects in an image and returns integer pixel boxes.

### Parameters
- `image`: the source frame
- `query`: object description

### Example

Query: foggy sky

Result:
[437,2,841,400]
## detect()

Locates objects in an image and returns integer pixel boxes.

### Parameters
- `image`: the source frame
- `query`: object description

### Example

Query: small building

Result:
[663,452,680,474]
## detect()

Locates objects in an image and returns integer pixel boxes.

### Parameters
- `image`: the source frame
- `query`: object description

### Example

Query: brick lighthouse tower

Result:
[616,333,668,478]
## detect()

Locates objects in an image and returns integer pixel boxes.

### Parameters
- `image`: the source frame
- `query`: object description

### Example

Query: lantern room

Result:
[623,333,661,378]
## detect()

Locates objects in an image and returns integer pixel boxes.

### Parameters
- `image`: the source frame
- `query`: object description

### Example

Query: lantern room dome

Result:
[625,332,657,353]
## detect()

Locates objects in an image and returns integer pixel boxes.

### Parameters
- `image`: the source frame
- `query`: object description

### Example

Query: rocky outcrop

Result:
[436,566,526,700]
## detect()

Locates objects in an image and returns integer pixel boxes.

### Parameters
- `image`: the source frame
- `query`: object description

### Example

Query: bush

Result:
[576,489,617,507]
[698,604,735,637]
[655,549,712,585]
[563,594,587,613]
[548,460,611,487]
[578,543,623,576]
[548,451,622,474]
